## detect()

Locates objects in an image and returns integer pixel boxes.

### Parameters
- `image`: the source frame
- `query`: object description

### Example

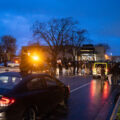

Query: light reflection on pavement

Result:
[90,80,111,102]
[41,77,115,120]
[0,68,116,120]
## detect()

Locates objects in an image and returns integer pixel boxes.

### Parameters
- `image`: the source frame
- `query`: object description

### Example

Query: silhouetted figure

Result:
[58,64,62,75]
[101,66,105,84]
[77,62,80,74]
[108,66,112,85]
[111,63,120,85]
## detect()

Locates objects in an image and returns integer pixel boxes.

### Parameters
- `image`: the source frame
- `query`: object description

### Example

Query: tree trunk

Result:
[72,48,76,75]
[73,56,76,75]
[4,53,7,67]
[51,55,57,77]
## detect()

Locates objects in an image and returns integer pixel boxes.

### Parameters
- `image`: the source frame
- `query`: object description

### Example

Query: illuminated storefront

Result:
[79,45,97,61]
[79,44,105,62]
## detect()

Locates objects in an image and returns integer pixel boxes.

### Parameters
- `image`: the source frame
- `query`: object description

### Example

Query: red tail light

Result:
[0,97,15,107]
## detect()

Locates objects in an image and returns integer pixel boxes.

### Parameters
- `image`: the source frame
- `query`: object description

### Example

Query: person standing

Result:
[101,66,105,84]
[107,65,112,85]
[111,63,120,85]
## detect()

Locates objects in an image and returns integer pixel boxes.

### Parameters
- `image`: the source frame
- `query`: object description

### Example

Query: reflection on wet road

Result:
[90,80,110,102]
[40,76,115,120]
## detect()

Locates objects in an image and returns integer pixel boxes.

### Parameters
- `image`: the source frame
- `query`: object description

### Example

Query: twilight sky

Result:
[0,0,120,55]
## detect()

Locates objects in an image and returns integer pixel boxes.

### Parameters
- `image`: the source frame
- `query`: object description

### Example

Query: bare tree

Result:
[32,18,79,74]
[0,35,16,66]
[32,17,88,75]
[67,30,87,74]
[69,30,87,56]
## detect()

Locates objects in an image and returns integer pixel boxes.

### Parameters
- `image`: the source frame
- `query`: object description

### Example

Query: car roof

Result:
[0,72,50,78]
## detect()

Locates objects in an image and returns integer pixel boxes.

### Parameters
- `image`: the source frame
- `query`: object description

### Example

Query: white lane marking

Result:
[70,82,91,93]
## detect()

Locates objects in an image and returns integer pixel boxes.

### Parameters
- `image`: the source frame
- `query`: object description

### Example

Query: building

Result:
[112,56,120,63]
[21,45,73,63]
[95,45,106,61]
[79,44,106,62]
[79,44,96,61]
[21,44,107,63]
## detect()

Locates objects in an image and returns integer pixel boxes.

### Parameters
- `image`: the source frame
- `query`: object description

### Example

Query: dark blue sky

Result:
[0,0,120,55]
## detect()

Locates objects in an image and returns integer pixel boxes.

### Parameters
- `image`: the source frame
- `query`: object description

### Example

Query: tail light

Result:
[0,96,15,107]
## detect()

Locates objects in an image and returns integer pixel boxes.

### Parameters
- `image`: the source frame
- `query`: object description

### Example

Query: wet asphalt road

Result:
[0,67,116,120]
[42,76,116,120]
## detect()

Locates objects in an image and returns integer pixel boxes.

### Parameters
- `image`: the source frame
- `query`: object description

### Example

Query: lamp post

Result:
[32,55,39,61]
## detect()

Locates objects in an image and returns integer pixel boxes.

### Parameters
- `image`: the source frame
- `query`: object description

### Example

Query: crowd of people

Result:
[57,61,92,76]
[101,63,120,85]
[57,61,120,86]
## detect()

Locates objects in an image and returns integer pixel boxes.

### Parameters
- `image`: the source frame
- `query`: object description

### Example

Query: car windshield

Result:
[0,76,22,89]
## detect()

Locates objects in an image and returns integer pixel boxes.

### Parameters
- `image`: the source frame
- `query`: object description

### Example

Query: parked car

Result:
[0,63,4,67]
[7,61,20,67]
[0,72,70,120]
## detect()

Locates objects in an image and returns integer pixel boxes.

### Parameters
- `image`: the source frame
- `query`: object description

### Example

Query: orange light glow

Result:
[15,60,19,64]
[28,51,44,64]
[103,82,109,99]
[105,54,109,60]
[28,52,31,56]
[32,55,39,61]
[90,80,96,98]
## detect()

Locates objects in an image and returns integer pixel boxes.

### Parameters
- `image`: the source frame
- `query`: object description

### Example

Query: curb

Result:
[110,96,120,120]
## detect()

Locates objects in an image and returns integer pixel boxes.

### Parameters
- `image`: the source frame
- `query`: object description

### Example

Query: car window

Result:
[27,78,44,90]
[0,76,22,89]
[44,76,57,87]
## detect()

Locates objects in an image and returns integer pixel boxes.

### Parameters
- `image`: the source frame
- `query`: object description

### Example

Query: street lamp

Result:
[110,53,113,62]
[110,53,112,56]
[32,55,39,61]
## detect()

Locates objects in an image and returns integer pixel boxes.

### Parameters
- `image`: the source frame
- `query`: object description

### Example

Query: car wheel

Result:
[57,99,68,115]
[22,107,36,120]
[64,97,68,105]
[59,97,68,107]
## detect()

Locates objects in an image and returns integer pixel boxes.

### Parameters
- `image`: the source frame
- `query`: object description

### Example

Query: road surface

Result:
[44,76,116,120]
[0,67,116,120]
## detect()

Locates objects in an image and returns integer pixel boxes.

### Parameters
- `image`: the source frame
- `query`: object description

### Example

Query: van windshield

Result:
[95,64,106,68]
